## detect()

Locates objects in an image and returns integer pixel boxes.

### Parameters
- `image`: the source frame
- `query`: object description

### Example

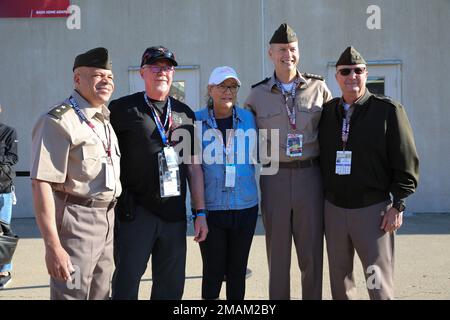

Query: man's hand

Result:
[194,216,208,242]
[32,179,75,281]
[45,245,75,281]
[380,206,403,233]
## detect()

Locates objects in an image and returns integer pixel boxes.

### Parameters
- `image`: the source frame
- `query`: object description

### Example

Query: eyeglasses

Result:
[143,65,175,73]
[337,67,366,76]
[215,84,240,94]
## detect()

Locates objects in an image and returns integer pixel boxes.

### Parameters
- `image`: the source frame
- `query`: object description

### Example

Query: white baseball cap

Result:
[208,66,241,86]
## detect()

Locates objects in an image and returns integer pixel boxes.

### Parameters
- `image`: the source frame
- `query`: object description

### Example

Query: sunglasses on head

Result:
[141,47,176,66]
[143,51,173,60]
[337,67,366,76]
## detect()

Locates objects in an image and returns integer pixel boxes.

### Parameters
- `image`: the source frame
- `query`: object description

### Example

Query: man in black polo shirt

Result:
[109,46,208,300]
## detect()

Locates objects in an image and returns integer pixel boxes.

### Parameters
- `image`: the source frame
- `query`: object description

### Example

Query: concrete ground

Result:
[1,213,449,300]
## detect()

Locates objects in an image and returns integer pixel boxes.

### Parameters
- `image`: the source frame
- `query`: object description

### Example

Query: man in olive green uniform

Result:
[31,47,122,300]
[319,46,419,299]
[245,24,332,299]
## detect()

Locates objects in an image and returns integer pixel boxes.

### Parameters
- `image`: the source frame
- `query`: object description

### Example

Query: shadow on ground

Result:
[12,212,450,239]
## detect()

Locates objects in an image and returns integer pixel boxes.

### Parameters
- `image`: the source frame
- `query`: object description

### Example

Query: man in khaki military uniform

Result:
[31,47,121,300]
[245,24,332,299]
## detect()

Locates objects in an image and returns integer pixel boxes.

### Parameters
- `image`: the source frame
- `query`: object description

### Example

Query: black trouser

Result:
[112,204,186,300]
[199,205,258,300]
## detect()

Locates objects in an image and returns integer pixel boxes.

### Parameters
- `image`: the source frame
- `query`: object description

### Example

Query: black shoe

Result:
[0,272,11,289]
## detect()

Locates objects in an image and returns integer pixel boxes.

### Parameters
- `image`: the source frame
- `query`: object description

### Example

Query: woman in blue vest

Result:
[195,66,259,300]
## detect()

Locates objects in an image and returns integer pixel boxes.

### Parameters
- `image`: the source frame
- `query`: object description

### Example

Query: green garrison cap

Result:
[73,47,112,71]
[269,23,298,44]
[336,46,367,66]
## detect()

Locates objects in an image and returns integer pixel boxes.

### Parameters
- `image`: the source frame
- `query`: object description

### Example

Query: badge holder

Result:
[104,158,115,191]
[158,147,181,198]
[286,133,303,157]
[335,151,352,175]
[225,164,236,188]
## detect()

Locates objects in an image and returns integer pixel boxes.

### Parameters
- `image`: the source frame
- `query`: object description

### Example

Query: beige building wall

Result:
[0,0,448,217]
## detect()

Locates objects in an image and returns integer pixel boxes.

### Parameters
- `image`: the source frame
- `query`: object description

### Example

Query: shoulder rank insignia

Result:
[302,73,324,81]
[251,77,270,88]
[48,103,72,119]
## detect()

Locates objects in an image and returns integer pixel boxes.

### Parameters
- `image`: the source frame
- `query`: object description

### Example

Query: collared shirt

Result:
[31,90,122,201]
[245,71,332,163]
[319,89,420,209]
[196,106,258,211]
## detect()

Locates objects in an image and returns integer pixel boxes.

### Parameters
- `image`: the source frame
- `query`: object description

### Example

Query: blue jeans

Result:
[0,192,13,273]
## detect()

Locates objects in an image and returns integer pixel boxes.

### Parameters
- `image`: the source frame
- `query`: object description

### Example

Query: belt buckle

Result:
[86,198,95,207]
[300,158,315,168]
[304,159,312,168]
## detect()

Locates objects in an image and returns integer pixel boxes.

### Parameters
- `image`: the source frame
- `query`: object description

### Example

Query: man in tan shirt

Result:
[245,24,332,299]
[31,47,121,300]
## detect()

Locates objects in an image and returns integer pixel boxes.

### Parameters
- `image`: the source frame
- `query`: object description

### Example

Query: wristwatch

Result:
[393,201,406,213]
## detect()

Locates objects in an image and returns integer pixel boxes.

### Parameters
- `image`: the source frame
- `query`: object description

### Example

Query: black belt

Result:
[263,158,319,169]
[325,191,390,209]
[55,191,117,209]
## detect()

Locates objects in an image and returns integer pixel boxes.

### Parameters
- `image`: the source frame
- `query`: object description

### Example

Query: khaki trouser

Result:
[324,200,394,300]
[260,165,324,300]
[50,196,115,300]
